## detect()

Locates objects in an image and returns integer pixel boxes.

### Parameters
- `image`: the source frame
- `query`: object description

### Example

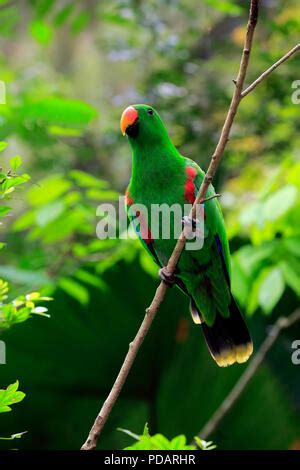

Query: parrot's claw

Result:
[182,216,198,230]
[182,216,203,239]
[159,267,176,287]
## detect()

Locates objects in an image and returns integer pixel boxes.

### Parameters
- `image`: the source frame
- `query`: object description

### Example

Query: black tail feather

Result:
[200,295,253,367]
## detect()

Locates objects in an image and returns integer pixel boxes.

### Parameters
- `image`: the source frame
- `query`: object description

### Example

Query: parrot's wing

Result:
[184,158,231,282]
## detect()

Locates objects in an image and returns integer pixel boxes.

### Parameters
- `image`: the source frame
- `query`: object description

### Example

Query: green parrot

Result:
[120,104,253,367]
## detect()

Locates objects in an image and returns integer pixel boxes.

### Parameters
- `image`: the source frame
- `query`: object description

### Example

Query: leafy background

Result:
[0,0,300,450]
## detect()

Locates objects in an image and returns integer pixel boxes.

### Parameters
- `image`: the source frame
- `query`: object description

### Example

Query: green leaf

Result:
[36,201,65,227]
[194,436,217,450]
[27,175,71,207]
[3,305,32,326]
[0,266,49,286]
[85,188,120,201]
[150,434,172,450]
[247,270,266,316]
[0,381,25,413]
[54,3,74,27]
[0,279,9,301]
[139,250,157,278]
[0,141,8,152]
[0,206,12,218]
[280,261,300,296]
[231,256,250,307]
[74,269,107,291]
[30,19,53,44]
[2,174,30,191]
[59,277,89,305]
[13,210,35,231]
[262,185,298,221]
[20,97,98,128]
[69,170,109,189]
[236,243,276,277]
[9,155,22,171]
[258,267,285,314]
[194,436,205,449]
[47,125,83,137]
[170,435,187,449]
[7,381,19,393]
[205,0,242,15]
[142,423,150,438]
[124,440,152,450]
[283,238,300,257]
[26,292,41,301]
[35,0,55,17]
[71,11,90,33]
[3,187,15,196]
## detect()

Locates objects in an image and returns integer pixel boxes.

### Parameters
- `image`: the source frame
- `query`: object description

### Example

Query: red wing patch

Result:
[128,199,153,245]
[184,166,197,204]
[125,190,134,207]
[138,212,153,245]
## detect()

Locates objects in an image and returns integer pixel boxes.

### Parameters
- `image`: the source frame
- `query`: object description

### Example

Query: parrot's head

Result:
[120,104,171,149]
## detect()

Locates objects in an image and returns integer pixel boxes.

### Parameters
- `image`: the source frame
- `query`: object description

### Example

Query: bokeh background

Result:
[0,0,300,450]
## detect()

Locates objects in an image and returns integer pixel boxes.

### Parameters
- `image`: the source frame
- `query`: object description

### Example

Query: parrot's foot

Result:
[159,267,175,287]
[182,216,198,230]
[182,216,201,238]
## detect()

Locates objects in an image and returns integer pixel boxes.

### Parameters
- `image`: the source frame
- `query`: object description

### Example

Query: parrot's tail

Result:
[193,295,253,367]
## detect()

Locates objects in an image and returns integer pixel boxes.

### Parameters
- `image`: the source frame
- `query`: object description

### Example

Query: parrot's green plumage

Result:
[121,104,253,367]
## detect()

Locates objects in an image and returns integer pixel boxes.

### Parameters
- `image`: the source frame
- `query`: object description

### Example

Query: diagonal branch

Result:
[241,43,300,97]
[197,309,300,440]
[81,0,260,450]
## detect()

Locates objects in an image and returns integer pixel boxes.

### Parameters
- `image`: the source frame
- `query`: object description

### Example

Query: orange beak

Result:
[120,106,139,136]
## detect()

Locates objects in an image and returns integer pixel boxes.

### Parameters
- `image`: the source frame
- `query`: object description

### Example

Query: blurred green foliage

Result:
[0,0,300,450]
[0,149,50,446]
[120,423,216,450]
[0,150,51,329]
[230,159,300,315]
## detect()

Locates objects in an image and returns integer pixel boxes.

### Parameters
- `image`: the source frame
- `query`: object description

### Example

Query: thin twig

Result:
[81,0,260,450]
[201,193,221,203]
[241,43,300,97]
[197,309,300,440]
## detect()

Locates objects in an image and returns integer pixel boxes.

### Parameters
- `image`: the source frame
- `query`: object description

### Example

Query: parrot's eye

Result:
[147,109,154,116]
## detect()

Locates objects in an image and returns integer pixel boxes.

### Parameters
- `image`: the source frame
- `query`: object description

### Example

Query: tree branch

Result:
[241,43,300,97]
[197,309,300,440]
[81,0,260,450]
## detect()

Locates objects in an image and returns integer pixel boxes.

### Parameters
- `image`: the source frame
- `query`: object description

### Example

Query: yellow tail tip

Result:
[214,342,253,367]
